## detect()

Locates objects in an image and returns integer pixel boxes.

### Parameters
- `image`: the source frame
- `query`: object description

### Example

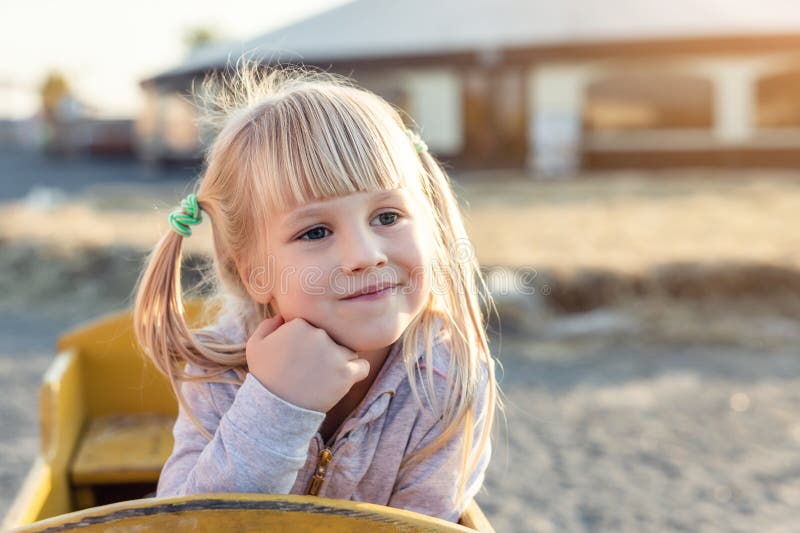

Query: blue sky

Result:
[0,0,349,118]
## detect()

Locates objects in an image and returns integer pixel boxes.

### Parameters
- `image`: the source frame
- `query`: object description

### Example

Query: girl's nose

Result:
[339,227,388,273]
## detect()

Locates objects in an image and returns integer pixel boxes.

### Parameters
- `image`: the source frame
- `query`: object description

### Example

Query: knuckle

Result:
[294,318,314,332]
[334,346,350,359]
[337,363,351,380]
[285,318,305,333]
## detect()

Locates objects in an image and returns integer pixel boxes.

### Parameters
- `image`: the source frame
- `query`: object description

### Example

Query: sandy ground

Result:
[2,157,800,532]
[481,333,800,532]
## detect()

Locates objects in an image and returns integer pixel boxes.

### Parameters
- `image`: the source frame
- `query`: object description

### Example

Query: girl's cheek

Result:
[409,256,431,295]
[412,237,432,271]
[413,224,434,261]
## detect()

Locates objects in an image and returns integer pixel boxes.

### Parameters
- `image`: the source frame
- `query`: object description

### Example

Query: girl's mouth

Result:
[341,283,398,302]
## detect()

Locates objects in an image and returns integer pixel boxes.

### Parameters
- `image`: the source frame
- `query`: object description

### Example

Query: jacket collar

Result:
[332,317,447,438]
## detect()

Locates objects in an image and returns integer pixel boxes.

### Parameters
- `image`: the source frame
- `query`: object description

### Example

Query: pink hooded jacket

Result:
[156,316,492,523]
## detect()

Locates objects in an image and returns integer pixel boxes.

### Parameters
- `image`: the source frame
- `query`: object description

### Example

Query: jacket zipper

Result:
[306,446,333,496]
[305,391,394,496]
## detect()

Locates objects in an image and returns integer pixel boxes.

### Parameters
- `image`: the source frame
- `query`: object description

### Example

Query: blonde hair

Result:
[133,61,502,503]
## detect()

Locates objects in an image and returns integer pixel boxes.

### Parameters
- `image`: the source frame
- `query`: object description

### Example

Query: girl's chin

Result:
[334,328,403,354]
[340,337,393,354]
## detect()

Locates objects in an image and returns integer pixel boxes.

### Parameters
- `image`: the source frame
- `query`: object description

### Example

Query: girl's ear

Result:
[243,267,274,306]
[235,255,275,306]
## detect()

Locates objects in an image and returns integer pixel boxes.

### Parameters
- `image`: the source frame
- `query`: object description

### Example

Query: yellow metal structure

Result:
[11,494,479,532]
[2,301,495,532]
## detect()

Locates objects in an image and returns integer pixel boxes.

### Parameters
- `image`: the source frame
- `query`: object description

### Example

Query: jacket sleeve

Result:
[156,366,326,497]
[387,364,493,523]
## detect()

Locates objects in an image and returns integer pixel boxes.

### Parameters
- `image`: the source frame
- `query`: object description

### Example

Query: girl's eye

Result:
[375,212,399,226]
[300,226,331,241]
[297,212,400,241]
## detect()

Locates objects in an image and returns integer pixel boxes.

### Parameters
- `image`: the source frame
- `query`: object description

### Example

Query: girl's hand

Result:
[245,314,370,413]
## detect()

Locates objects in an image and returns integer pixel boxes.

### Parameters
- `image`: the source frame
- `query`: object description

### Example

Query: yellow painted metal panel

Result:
[11,494,475,532]
[70,414,175,485]
[39,349,86,519]
[0,460,52,531]
[54,299,210,418]
[5,349,89,528]
[56,313,164,418]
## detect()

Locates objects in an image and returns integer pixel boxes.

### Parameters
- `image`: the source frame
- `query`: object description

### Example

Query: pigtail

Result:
[399,138,503,507]
[132,192,247,441]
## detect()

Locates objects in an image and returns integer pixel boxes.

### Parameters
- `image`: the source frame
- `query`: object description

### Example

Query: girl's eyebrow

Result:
[284,206,326,226]
[282,190,402,227]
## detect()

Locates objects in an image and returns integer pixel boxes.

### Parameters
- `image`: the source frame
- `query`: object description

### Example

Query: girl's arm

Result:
[156,365,325,497]
[387,365,493,523]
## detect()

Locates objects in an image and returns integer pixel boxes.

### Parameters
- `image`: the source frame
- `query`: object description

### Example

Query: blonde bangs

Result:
[249,86,414,217]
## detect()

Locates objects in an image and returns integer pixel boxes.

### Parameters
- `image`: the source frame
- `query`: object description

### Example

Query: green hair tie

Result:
[168,193,203,237]
[405,129,428,154]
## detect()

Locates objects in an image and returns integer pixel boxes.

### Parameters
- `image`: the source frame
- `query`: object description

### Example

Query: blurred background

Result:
[3,0,800,531]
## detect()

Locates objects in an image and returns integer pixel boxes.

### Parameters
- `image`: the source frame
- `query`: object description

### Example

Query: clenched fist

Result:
[245,315,370,413]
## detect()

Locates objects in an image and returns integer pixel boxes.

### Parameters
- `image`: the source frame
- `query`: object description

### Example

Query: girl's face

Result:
[250,187,432,353]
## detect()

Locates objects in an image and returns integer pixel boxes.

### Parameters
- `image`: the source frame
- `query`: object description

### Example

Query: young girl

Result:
[133,62,500,523]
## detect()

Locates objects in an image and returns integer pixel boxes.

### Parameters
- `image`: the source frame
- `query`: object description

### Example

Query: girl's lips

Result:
[341,284,397,302]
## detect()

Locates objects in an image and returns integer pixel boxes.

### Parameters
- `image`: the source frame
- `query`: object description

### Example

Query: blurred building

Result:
[139,0,800,174]
[42,97,135,157]
[15,72,137,157]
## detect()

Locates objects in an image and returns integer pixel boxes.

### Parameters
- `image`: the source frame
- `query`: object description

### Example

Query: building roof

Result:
[147,0,800,83]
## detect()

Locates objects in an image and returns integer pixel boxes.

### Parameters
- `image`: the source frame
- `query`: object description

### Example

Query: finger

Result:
[255,314,284,339]
[296,317,328,336]
[346,358,370,383]
[302,323,350,351]
[339,345,360,361]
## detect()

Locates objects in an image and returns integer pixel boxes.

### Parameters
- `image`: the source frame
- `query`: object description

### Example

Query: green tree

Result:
[40,70,70,122]
[184,27,219,52]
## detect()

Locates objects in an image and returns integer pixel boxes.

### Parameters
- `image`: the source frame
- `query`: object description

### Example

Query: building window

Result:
[584,72,713,131]
[756,70,800,128]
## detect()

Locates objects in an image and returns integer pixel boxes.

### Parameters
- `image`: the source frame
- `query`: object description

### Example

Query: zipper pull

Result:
[306,447,333,496]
